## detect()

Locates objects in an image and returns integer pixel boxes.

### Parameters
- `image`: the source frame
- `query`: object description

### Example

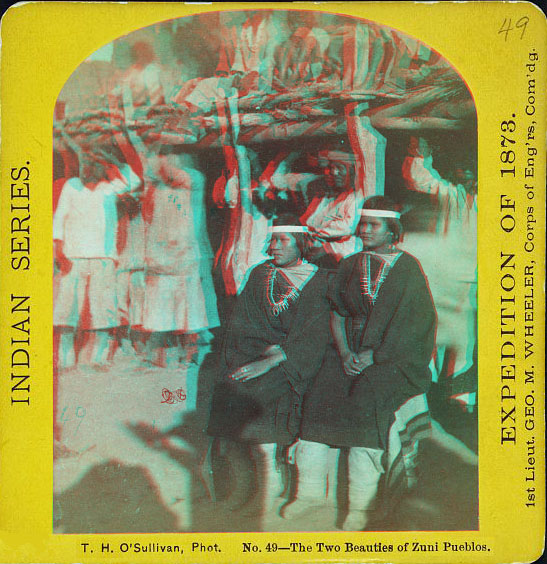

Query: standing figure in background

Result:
[402,136,477,411]
[302,150,361,268]
[141,149,220,367]
[114,181,146,360]
[53,141,141,370]
[216,11,285,92]
[108,126,148,361]
[119,41,166,119]
[214,145,272,297]
[210,68,274,298]
[207,215,331,516]
[274,11,331,88]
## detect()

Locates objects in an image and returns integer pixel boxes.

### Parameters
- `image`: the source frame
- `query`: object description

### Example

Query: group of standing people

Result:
[53,133,220,370]
[52,108,383,371]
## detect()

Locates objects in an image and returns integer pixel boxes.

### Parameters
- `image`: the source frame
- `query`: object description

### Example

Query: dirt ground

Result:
[53,338,478,534]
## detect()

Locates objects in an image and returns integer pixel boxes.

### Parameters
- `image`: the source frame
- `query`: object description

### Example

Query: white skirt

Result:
[142,261,219,333]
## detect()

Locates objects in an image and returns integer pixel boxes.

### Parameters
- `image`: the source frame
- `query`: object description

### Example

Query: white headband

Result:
[270,225,309,233]
[360,209,401,219]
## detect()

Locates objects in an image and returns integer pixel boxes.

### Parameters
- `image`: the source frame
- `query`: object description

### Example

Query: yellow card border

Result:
[1,2,545,563]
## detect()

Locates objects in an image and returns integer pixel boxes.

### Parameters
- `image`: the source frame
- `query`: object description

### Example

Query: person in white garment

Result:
[214,144,275,297]
[141,149,220,366]
[114,179,146,359]
[53,148,141,370]
[401,136,477,410]
[301,113,386,268]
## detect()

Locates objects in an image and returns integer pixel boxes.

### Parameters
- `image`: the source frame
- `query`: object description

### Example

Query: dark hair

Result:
[131,41,156,66]
[81,159,107,185]
[272,213,311,259]
[361,196,404,244]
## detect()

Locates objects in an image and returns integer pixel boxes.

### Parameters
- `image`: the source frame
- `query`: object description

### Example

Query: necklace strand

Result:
[266,265,300,316]
[360,253,391,304]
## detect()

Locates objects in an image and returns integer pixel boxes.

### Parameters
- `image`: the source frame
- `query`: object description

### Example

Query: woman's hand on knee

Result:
[230,359,271,382]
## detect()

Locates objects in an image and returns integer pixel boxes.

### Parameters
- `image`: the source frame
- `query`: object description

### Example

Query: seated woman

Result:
[283,196,437,530]
[207,213,331,515]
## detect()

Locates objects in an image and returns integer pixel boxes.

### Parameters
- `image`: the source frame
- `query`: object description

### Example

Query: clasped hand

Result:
[342,349,373,377]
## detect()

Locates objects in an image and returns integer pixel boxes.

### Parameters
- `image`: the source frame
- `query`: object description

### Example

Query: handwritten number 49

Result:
[499,17,529,40]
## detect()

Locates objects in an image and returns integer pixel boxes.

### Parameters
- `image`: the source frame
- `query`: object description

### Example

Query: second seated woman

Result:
[283,196,437,530]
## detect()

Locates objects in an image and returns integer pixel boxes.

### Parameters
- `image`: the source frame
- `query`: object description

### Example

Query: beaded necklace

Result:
[360,251,399,304]
[266,264,301,317]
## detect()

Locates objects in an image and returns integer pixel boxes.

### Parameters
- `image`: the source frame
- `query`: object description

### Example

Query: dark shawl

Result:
[208,263,331,443]
[301,251,436,448]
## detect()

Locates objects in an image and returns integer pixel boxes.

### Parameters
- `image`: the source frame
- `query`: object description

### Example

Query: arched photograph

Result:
[52,9,478,533]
